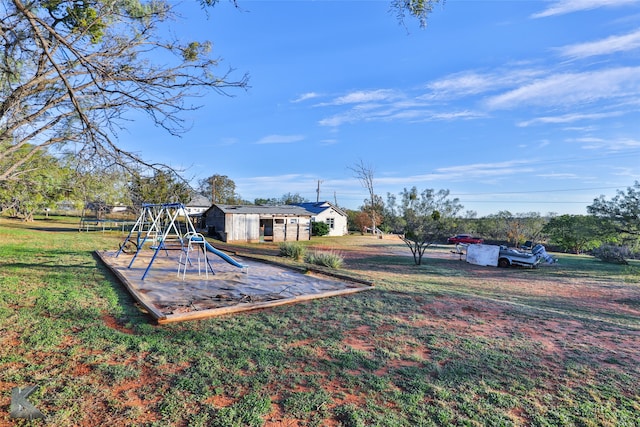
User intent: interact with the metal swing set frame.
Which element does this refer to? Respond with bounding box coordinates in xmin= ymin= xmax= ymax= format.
xmin=115 ymin=203 xmax=213 ymax=280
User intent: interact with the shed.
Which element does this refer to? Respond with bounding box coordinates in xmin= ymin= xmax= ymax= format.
xmin=203 ymin=204 xmax=312 ymax=243
xmin=292 ymin=201 xmax=348 ymax=236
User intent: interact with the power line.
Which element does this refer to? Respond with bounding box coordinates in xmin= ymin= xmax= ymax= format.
xmin=451 ymin=186 xmax=621 ymax=197
xmin=459 ymin=200 xmax=591 ymax=204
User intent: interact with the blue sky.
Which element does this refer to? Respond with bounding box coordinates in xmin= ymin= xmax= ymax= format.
xmin=122 ymin=0 xmax=640 ymax=216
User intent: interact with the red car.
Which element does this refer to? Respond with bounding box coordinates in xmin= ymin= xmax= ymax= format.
xmin=447 ymin=234 xmax=484 ymax=244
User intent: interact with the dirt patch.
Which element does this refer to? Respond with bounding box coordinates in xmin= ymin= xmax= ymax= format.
xmin=102 ymin=313 xmax=135 ymax=335
xmin=342 ymin=325 xmax=373 ymax=350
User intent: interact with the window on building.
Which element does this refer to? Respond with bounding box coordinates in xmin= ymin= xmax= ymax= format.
xmin=326 ymin=218 xmax=335 ymax=229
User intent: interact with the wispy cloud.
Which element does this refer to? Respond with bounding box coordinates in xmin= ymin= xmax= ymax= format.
xmin=423 ymin=72 xmax=498 ymax=98
xmin=435 ymin=160 xmax=533 ymax=176
xmin=422 ymin=69 xmax=545 ymax=100
xmin=240 ymin=174 xmax=305 ymax=184
xmin=329 ymin=89 xmax=399 ymax=105
xmin=518 ymin=111 xmax=624 ymax=127
xmin=314 ymin=58 xmax=638 ymax=129
xmin=429 ymin=110 xmax=487 ymax=121
xmin=318 ymin=105 xmax=420 ymax=127
xmin=369 ymin=160 xmax=537 ymax=186
xmin=291 ymin=92 xmax=321 ymax=103
xmin=535 ymin=172 xmax=580 ymax=179
xmin=316 ymin=68 xmax=546 ymax=128
xmin=318 ymin=111 xmax=361 ymax=127
xmin=318 ymin=97 xmax=484 ymax=127
xmin=255 ymin=134 xmax=305 ymax=144
xmin=612 ymin=166 xmax=640 ymax=179
xmin=570 ymin=136 xmax=640 ymax=150
xmin=531 ymin=0 xmax=637 ymax=18
xmin=486 ymin=66 xmax=640 ymax=109
xmin=316 ymin=89 xmax=407 ymax=126
xmin=557 ymin=29 xmax=640 ymax=59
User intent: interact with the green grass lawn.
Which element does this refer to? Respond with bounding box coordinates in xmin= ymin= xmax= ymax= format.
xmin=1 ymin=216 xmax=639 ymax=426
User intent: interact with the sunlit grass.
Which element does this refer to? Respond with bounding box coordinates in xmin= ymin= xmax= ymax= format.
xmin=1 ymin=217 xmax=639 ymax=426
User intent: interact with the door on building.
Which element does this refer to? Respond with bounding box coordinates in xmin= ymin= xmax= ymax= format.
xmin=260 ymin=218 xmax=274 ymax=241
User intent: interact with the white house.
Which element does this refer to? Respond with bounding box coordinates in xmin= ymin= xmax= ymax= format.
xmin=292 ymin=201 xmax=348 ymax=237
xmin=185 ymin=194 xmax=211 ymax=216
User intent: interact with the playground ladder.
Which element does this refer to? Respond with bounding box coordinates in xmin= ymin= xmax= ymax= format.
xmin=177 ymin=233 xmax=214 ymax=279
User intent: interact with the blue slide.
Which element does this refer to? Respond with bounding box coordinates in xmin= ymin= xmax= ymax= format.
xmin=203 ymin=241 xmax=246 ymax=269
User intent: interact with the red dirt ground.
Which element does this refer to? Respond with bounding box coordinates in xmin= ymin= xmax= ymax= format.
xmin=3 ymin=237 xmax=639 ymax=426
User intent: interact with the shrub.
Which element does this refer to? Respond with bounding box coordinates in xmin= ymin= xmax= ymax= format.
xmin=304 ymin=250 xmax=344 ymax=269
xmin=592 ymin=244 xmax=630 ymax=264
xmin=312 ymin=221 xmax=330 ymax=236
xmin=209 ymin=393 xmax=271 ymax=427
xmin=279 ymin=242 xmax=306 ymax=260
xmin=333 ymin=403 xmax=365 ymax=427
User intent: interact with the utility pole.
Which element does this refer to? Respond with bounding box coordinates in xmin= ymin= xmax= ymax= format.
xmin=316 ymin=180 xmax=323 ymax=203
xmin=210 ymin=176 xmax=217 ymax=204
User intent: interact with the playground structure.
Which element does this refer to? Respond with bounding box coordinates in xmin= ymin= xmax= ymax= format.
xmin=115 ymin=202 xmax=246 ymax=280
xmin=177 ymin=232 xmax=211 ymax=280
xmin=98 ymin=202 xmax=373 ymax=323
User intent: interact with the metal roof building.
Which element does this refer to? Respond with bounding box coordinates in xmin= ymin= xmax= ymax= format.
xmin=202 ymin=204 xmax=312 ymax=243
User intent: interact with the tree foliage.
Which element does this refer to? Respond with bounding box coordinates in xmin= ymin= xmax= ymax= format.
xmin=198 ymin=174 xmax=241 ymax=204
xmin=0 ymin=144 xmax=71 ymax=220
xmin=0 ymin=0 xmax=248 ymax=181
xmin=588 ymin=182 xmax=640 ymax=242
xmin=542 ymin=214 xmax=616 ymax=254
xmin=475 ymin=211 xmax=510 ymax=241
xmin=476 ymin=211 xmax=547 ymax=246
xmin=72 ymin=164 xmax=130 ymax=212
xmin=348 ymin=209 xmax=372 ymax=234
xmin=390 ymin=0 xmax=444 ymax=28
xmin=279 ymin=192 xmax=308 ymax=205
xmin=128 ymin=170 xmax=191 ymax=209
xmin=254 ymin=193 xmax=308 ymax=206
xmin=361 ymin=194 xmax=385 ymax=232
xmin=386 ymin=187 xmax=462 ymax=265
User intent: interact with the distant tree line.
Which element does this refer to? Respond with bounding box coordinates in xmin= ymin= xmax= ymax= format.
xmin=1 ymin=148 xmax=638 ymax=264
xmin=2 ymin=186 xmax=635 ymax=266
xmin=347 ymin=180 xmax=640 ymax=265
xmin=0 ymin=159 xmax=312 ymax=220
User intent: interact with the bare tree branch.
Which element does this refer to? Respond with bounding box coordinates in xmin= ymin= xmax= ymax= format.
xmin=349 ymin=159 xmax=381 ymax=236
xmin=1 ymin=0 xmax=249 ymax=181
